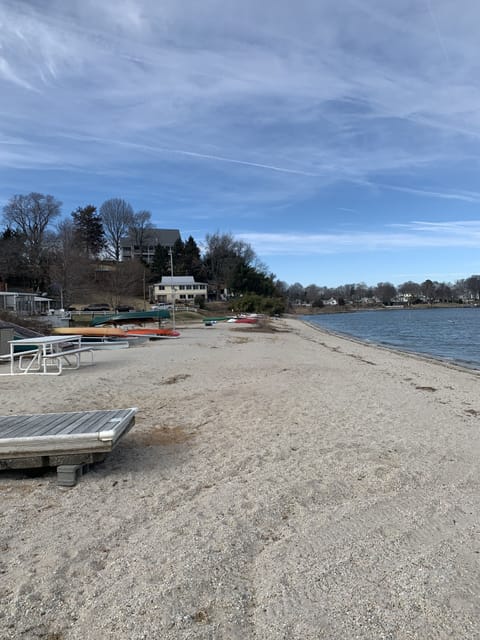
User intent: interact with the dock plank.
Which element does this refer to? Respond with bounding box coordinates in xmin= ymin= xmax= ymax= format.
xmin=0 ymin=408 xmax=138 ymax=460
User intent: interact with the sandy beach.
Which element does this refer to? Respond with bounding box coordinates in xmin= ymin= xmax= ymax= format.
xmin=1 ymin=317 xmax=480 ymax=639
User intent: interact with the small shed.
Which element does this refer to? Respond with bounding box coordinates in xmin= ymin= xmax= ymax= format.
xmin=0 ymin=292 xmax=52 ymax=316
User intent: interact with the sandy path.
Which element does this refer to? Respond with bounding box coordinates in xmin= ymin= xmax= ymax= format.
xmin=1 ymin=318 xmax=480 ymax=639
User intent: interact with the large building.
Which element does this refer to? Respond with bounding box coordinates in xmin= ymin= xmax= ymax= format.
xmin=120 ymin=228 xmax=181 ymax=264
xmin=149 ymin=276 xmax=208 ymax=305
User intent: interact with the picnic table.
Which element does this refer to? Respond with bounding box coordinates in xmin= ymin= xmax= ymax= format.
xmin=0 ymin=335 xmax=94 ymax=376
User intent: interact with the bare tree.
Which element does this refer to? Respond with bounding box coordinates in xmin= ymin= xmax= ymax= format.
xmin=286 ymin=282 xmax=305 ymax=304
xmin=435 ymin=281 xmax=453 ymax=303
xmin=374 ymin=282 xmax=397 ymax=305
xmin=49 ymin=220 xmax=94 ymax=308
xmin=2 ymin=192 xmax=61 ymax=287
xmin=421 ymin=279 xmax=436 ymax=304
xmin=99 ymin=198 xmax=134 ymax=261
xmin=102 ymin=260 xmax=145 ymax=309
xmin=304 ymin=284 xmax=320 ymax=304
xmin=465 ymin=275 xmax=480 ymax=301
xmin=128 ymin=210 xmax=153 ymax=258
xmin=398 ymin=281 xmax=421 ymax=305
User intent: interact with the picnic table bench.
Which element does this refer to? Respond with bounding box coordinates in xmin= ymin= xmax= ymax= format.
xmin=0 ymin=335 xmax=94 ymax=375
xmin=40 ymin=346 xmax=94 ymax=373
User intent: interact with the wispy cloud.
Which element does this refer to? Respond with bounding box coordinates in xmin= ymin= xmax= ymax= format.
xmin=238 ymin=219 xmax=480 ymax=255
xmin=3 ymin=0 xmax=480 ymax=291
xmin=3 ymin=0 xmax=480 ymax=194
xmin=366 ymin=182 xmax=480 ymax=203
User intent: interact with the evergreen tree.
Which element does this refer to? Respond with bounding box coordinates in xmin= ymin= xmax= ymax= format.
xmin=183 ymin=235 xmax=206 ymax=280
xmin=0 ymin=227 xmax=28 ymax=288
xmin=151 ymin=244 xmax=171 ymax=278
xmin=171 ymin=238 xmax=186 ymax=274
xmin=71 ymin=205 xmax=106 ymax=258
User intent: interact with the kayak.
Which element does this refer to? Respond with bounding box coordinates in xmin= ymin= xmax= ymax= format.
xmin=125 ymin=328 xmax=180 ymax=339
xmin=52 ymin=326 xmax=127 ymax=337
xmin=226 ymin=318 xmax=258 ymax=324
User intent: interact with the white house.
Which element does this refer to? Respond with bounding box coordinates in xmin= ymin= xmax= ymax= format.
xmin=324 ymin=297 xmax=338 ymax=306
xmin=149 ymin=276 xmax=208 ymax=305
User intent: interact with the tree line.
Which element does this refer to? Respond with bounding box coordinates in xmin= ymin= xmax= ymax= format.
xmin=0 ymin=192 xmax=284 ymax=312
xmin=2 ymin=191 xmax=478 ymax=313
xmin=283 ymin=278 xmax=480 ymax=307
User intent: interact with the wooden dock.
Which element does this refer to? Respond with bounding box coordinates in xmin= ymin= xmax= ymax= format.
xmin=0 ymin=408 xmax=137 ymax=485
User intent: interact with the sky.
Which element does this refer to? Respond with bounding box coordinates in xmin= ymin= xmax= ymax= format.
xmin=2 ymin=0 xmax=480 ymax=287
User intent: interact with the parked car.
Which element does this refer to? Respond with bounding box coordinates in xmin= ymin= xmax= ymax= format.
xmin=115 ymin=305 xmax=134 ymax=312
xmin=82 ymin=303 xmax=111 ymax=311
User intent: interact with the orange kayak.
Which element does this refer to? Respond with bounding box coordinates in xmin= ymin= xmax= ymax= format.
xmin=52 ymin=326 xmax=128 ymax=337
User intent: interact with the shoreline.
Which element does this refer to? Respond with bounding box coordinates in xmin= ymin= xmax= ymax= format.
xmin=301 ymin=307 xmax=480 ymax=373
xmin=2 ymin=317 xmax=480 ymax=639
xmin=301 ymin=318 xmax=480 ymax=375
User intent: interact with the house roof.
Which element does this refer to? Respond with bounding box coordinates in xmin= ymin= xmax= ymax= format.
xmin=159 ymin=276 xmax=207 ymax=286
xmin=0 ymin=292 xmax=52 ymax=302
xmin=120 ymin=228 xmax=180 ymax=248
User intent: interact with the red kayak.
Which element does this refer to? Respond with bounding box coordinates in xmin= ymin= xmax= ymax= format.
xmin=227 ymin=317 xmax=258 ymax=324
xmin=125 ymin=328 xmax=180 ymax=339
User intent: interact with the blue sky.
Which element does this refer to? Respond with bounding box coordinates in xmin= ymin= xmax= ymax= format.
xmin=2 ymin=0 xmax=480 ymax=287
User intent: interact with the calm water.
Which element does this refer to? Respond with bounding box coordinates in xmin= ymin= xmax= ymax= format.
xmin=303 ymin=307 xmax=480 ymax=370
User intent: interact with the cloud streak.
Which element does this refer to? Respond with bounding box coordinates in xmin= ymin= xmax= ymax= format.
xmin=3 ymin=0 xmax=480 ymax=188
xmin=3 ymin=1 xmax=480 ymax=284
xmin=238 ymin=220 xmax=480 ymax=255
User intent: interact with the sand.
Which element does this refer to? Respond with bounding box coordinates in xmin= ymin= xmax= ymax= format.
xmin=1 ymin=317 xmax=480 ymax=639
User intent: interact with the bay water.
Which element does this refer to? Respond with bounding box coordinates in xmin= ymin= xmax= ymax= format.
xmin=303 ymin=307 xmax=480 ymax=370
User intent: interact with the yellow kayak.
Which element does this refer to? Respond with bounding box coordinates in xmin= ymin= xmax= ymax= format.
xmin=52 ymin=326 xmax=127 ymax=337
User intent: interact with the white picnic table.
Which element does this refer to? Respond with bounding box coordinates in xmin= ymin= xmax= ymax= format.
xmin=0 ymin=335 xmax=94 ymax=375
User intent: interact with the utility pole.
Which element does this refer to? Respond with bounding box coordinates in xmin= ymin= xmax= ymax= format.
xmin=169 ymin=248 xmax=176 ymax=331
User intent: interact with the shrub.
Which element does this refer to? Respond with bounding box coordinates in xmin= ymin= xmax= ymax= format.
xmin=231 ymin=294 xmax=285 ymax=316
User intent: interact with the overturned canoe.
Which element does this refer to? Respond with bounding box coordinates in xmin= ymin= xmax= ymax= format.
xmin=90 ymin=310 xmax=170 ymax=326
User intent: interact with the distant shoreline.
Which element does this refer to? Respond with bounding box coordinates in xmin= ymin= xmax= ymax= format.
xmin=294 ymin=302 xmax=472 ymax=316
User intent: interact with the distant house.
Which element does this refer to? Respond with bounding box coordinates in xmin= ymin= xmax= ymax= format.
xmin=0 ymin=292 xmax=52 ymax=316
xmin=120 ymin=228 xmax=181 ymax=264
xmin=149 ymin=276 xmax=208 ymax=305
xmin=324 ymin=297 xmax=338 ymax=306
